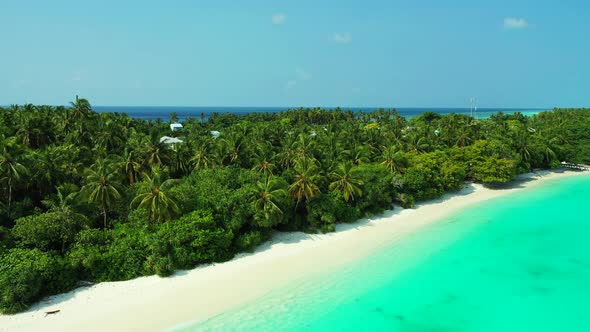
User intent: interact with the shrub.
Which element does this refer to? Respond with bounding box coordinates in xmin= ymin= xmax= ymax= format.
xmin=440 ymin=160 xmax=467 ymax=191
xmin=353 ymin=164 xmax=395 ymax=213
xmin=171 ymin=168 xmax=255 ymax=231
xmin=153 ymin=210 xmax=234 ymax=269
xmin=307 ymin=192 xmax=361 ymax=231
xmin=68 ymin=227 xmax=151 ymax=281
xmin=68 ymin=211 xmax=234 ymax=281
xmin=0 ymin=248 xmax=76 ymax=314
xmin=320 ymin=223 xmax=335 ymax=233
xmin=234 ymin=230 xmax=266 ymax=252
xmin=127 ymin=208 xmax=150 ymax=225
xmin=472 ymin=158 xmax=517 ymax=184
xmin=465 ymin=140 xmax=518 ymax=184
xmin=12 ymin=212 xmax=83 ymax=252
xmin=396 ymin=193 xmax=416 ymax=209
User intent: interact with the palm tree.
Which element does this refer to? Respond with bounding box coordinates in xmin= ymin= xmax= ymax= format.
xmin=143 ymin=139 xmax=170 ymax=170
xmin=277 ymin=144 xmax=297 ymax=170
xmin=341 ymin=144 xmax=370 ymax=165
xmin=251 ymin=176 xmax=288 ymax=227
xmin=80 ymin=160 xmax=122 ymax=228
xmin=329 ymin=163 xmax=363 ymax=202
xmin=380 ymin=145 xmax=408 ymax=174
xmin=169 ymin=112 xmax=179 ymax=124
xmin=288 ymin=158 xmax=322 ymax=208
xmin=170 ymin=142 xmax=193 ymax=177
xmin=32 ymin=145 xmax=68 ymax=196
xmin=59 ymin=144 xmax=84 ymax=181
xmin=220 ymin=133 xmax=245 ymax=166
xmin=14 ymin=111 xmax=41 ymax=147
xmin=42 ymin=185 xmax=88 ymax=224
xmin=0 ymin=146 xmax=28 ymax=212
xmin=541 ymin=143 xmax=557 ymax=165
xmin=317 ymin=127 xmax=342 ymax=165
xmin=191 ymin=140 xmax=215 ymax=171
xmin=511 ymin=130 xmax=537 ymax=168
xmin=94 ymin=120 xmax=125 ymax=152
xmin=52 ymin=106 xmax=72 ymax=139
xmin=294 ymin=133 xmax=316 ymax=161
xmin=119 ymin=149 xmax=142 ymax=185
xmin=130 ymin=167 xmax=180 ymax=223
xmin=67 ymin=96 xmax=93 ymax=144
xmin=69 ymin=95 xmax=92 ymax=123
xmin=405 ymin=130 xmax=430 ymax=154
xmin=251 ymin=143 xmax=276 ymax=176
xmin=455 ymin=126 xmax=474 ymax=147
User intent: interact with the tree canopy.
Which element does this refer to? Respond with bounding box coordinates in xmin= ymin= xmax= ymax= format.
xmin=1 ymin=100 xmax=589 ymax=313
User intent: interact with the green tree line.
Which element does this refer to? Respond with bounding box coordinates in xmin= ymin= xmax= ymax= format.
xmin=0 ymin=99 xmax=589 ymax=313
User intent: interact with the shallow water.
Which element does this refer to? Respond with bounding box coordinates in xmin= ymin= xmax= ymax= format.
xmin=179 ymin=174 xmax=590 ymax=331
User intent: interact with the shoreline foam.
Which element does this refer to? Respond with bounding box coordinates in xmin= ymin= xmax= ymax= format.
xmin=1 ymin=170 xmax=587 ymax=332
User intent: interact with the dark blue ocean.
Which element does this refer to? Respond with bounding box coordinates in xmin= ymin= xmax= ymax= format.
xmin=92 ymin=106 xmax=547 ymax=122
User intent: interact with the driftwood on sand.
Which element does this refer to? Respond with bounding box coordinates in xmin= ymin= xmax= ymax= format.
xmin=44 ymin=310 xmax=60 ymax=317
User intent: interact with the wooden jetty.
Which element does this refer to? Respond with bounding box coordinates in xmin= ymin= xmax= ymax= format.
xmin=561 ymin=161 xmax=590 ymax=171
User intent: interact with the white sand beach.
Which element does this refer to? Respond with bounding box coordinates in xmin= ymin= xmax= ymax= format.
xmin=1 ymin=170 xmax=587 ymax=332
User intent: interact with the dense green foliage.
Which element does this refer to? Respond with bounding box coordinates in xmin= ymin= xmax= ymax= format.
xmin=0 ymin=100 xmax=589 ymax=313
xmin=0 ymin=248 xmax=75 ymax=313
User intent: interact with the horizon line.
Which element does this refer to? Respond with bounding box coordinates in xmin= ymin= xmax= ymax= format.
xmin=91 ymin=105 xmax=551 ymax=110
xmin=0 ymin=104 xmax=558 ymax=110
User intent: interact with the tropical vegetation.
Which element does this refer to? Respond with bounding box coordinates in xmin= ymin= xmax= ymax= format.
xmin=1 ymin=99 xmax=589 ymax=313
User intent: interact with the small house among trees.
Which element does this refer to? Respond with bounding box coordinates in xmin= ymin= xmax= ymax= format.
xmin=170 ymin=123 xmax=183 ymax=132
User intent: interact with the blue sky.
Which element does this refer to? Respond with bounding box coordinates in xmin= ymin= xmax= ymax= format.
xmin=1 ymin=0 xmax=589 ymax=108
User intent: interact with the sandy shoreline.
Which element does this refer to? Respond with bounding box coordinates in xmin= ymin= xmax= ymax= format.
xmin=1 ymin=170 xmax=588 ymax=332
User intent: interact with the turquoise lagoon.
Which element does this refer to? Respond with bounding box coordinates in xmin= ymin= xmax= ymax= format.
xmin=180 ymin=174 xmax=590 ymax=331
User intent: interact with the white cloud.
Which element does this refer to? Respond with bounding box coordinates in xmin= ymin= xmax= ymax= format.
xmin=334 ymin=33 xmax=352 ymax=44
xmin=285 ymin=80 xmax=297 ymax=90
xmin=295 ymin=68 xmax=312 ymax=81
xmin=272 ymin=13 xmax=286 ymax=25
xmin=504 ymin=17 xmax=529 ymax=30
xmin=285 ymin=68 xmax=311 ymax=90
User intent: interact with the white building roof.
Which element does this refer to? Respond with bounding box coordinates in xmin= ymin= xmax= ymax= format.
xmin=160 ymin=136 xmax=183 ymax=144
xmin=170 ymin=123 xmax=184 ymax=130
